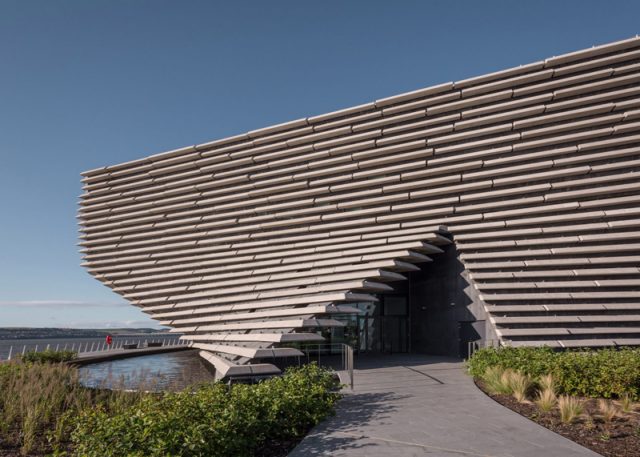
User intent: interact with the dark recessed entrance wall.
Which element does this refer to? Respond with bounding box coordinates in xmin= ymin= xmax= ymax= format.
xmin=408 ymin=243 xmax=491 ymax=358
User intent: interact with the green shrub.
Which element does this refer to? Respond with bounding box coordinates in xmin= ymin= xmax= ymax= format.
xmin=468 ymin=346 xmax=640 ymax=400
xmin=553 ymin=348 xmax=640 ymax=399
xmin=0 ymin=358 xmax=338 ymax=456
xmin=21 ymin=349 xmax=77 ymax=363
xmin=468 ymin=346 xmax=556 ymax=379
xmin=69 ymin=363 xmax=339 ymax=457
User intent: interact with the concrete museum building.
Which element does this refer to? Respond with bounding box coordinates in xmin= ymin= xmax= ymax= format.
xmin=80 ymin=36 xmax=640 ymax=378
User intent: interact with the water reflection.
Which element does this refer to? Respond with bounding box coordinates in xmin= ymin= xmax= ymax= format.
xmin=80 ymin=350 xmax=215 ymax=391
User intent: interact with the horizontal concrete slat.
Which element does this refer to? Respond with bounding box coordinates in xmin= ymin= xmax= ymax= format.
xmin=80 ymin=37 xmax=640 ymax=366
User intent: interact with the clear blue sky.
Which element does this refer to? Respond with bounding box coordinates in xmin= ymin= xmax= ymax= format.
xmin=1 ymin=0 xmax=638 ymax=328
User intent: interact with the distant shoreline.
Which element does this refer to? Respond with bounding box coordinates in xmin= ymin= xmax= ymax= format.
xmin=0 ymin=327 xmax=173 ymax=340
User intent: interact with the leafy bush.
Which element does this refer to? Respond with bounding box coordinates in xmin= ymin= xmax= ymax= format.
xmin=21 ymin=349 xmax=77 ymax=363
xmin=69 ymin=363 xmax=339 ymax=457
xmin=0 ymin=357 xmax=338 ymax=456
xmin=468 ymin=346 xmax=640 ymax=400
xmin=468 ymin=346 xmax=556 ymax=379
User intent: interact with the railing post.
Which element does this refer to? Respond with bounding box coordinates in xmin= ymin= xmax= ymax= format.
xmin=7 ymin=346 xmax=13 ymax=361
xmin=349 ymin=345 xmax=354 ymax=390
xmin=22 ymin=345 xmax=26 ymax=356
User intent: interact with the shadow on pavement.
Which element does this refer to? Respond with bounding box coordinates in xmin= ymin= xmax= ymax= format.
xmin=289 ymin=391 xmax=409 ymax=456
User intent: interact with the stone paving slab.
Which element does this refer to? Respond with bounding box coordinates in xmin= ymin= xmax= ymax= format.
xmin=289 ymin=354 xmax=599 ymax=457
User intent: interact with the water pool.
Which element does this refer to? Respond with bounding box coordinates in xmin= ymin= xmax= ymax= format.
xmin=80 ymin=350 xmax=215 ymax=391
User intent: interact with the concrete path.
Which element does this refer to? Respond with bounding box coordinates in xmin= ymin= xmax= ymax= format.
xmin=289 ymin=354 xmax=599 ymax=457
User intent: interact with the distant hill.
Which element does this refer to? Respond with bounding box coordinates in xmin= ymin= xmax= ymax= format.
xmin=0 ymin=327 xmax=172 ymax=340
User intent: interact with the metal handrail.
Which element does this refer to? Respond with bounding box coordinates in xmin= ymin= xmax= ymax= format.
xmin=1 ymin=337 xmax=187 ymax=361
xmin=467 ymin=339 xmax=501 ymax=358
xmin=295 ymin=342 xmax=354 ymax=390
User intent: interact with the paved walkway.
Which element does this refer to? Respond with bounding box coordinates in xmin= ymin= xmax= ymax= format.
xmin=289 ymin=354 xmax=598 ymax=457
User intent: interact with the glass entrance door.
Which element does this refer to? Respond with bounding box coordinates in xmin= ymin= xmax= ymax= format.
xmin=380 ymin=316 xmax=409 ymax=353
xmin=380 ymin=295 xmax=409 ymax=353
xmin=356 ymin=294 xmax=409 ymax=353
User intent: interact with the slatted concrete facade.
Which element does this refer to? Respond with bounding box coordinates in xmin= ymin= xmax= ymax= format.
xmin=80 ymin=36 xmax=640 ymax=376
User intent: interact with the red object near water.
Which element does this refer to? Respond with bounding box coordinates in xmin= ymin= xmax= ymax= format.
xmin=106 ymin=334 xmax=113 ymax=346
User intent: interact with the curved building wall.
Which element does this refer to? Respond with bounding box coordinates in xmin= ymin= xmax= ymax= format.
xmin=80 ymin=36 xmax=640 ymax=374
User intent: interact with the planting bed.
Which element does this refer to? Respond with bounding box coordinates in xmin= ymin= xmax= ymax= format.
xmin=0 ymin=359 xmax=339 ymax=457
xmin=477 ymin=380 xmax=640 ymax=457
